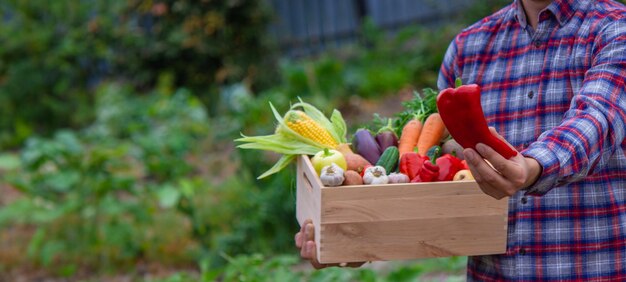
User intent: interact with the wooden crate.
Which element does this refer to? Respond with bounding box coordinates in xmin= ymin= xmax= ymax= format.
xmin=296 ymin=155 xmax=508 ymax=264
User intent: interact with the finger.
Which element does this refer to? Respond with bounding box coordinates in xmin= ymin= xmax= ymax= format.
xmin=488 ymin=127 xmax=500 ymax=138
xmin=305 ymin=223 xmax=315 ymax=242
xmin=300 ymin=240 xmax=308 ymax=258
xmin=474 ymin=171 xmax=508 ymax=199
xmin=471 ymin=166 xmax=507 ymax=199
xmin=476 ymin=143 xmax=526 ymax=187
xmin=475 ymin=143 xmax=509 ymax=173
xmin=466 ymin=151 xmax=509 ymax=193
xmin=295 ymin=232 xmax=303 ymax=248
xmin=464 ymin=148 xmax=508 ymax=199
xmin=305 ymin=241 xmax=327 ymax=269
xmin=296 ymin=225 xmax=305 ymax=248
xmin=477 ymin=181 xmax=508 ymax=199
xmin=297 ymin=219 xmax=312 ymax=248
xmin=301 ymin=223 xmax=316 ymax=259
xmin=297 ymin=219 xmax=312 ymax=250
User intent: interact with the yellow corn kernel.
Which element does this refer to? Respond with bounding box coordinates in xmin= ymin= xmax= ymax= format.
xmin=285 ymin=111 xmax=337 ymax=147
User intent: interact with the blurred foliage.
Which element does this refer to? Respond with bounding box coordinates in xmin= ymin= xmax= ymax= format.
xmin=0 ymin=0 xmax=118 ymax=148
xmin=463 ymin=0 xmax=512 ymax=24
xmin=271 ymin=20 xmax=459 ymax=101
xmin=0 ymin=0 xmax=528 ymax=279
xmin=0 ymin=79 xmax=299 ymax=273
xmin=158 ymin=254 xmax=357 ymax=282
xmin=114 ymin=0 xmax=278 ymax=108
xmin=157 ymin=254 xmax=467 ymax=282
xmin=1 ymin=81 xmax=210 ymax=271
xmin=0 ymin=0 xmax=276 ymax=148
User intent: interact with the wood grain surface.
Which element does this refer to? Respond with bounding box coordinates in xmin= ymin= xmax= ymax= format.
xmin=296 ymin=155 xmax=508 ymax=264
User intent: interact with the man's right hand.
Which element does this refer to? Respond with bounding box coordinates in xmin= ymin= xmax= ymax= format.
xmin=294 ymin=219 xmax=365 ymax=269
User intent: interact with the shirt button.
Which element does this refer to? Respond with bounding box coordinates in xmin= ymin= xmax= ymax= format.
xmin=528 ymin=91 xmax=535 ymax=99
xmin=520 ymin=248 xmax=527 ymax=255
xmin=533 ymin=41 xmax=541 ymax=48
xmin=521 ymin=196 xmax=528 ymax=204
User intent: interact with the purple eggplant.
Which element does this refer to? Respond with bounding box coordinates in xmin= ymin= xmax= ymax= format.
xmin=351 ymin=129 xmax=382 ymax=164
xmin=375 ymin=119 xmax=399 ymax=151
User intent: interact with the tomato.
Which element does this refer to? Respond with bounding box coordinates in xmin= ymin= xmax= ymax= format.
xmin=311 ymin=149 xmax=347 ymax=176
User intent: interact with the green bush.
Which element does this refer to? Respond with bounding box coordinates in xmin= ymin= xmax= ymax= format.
xmin=0 ymin=80 xmax=304 ymax=273
xmin=0 ymin=0 xmax=275 ymax=148
xmin=112 ymin=0 xmax=278 ymax=109
xmin=0 ymin=1 xmax=121 ymax=148
xmin=1 ymin=82 xmax=210 ymax=272
xmin=186 ymin=254 xmax=466 ymax=282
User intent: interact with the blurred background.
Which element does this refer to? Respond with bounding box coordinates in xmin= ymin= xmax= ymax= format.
xmin=0 ymin=0 xmax=513 ymax=281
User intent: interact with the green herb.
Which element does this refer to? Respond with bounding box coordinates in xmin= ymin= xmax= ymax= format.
xmin=366 ymin=113 xmax=393 ymax=133
xmin=393 ymin=88 xmax=439 ymax=136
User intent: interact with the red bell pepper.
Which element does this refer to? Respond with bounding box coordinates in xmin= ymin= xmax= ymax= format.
xmin=411 ymin=147 xmax=441 ymax=182
xmin=460 ymin=160 xmax=469 ymax=170
xmin=436 ymin=153 xmax=465 ymax=181
xmin=360 ymin=164 xmax=373 ymax=177
xmin=411 ymin=159 xmax=439 ymax=182
xmin=437 ymin=78 xmax=517 ymax=159
xmin=399 ymin=152 xmax=429 ymax=180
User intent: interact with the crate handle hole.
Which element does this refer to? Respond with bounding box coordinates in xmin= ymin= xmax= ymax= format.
xmin=303 ymin=172 xmax=314 ymax=193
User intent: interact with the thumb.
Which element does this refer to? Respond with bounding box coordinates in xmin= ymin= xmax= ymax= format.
xmin=488 ymin=126 xmax=503 ymax=140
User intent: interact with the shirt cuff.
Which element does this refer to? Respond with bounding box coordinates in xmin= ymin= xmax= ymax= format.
xmin=521 ymin=142 xmax=560 ymax=196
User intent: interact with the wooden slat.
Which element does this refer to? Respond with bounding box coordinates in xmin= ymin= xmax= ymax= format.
xmin=318 ymin=215 xmax=508 ymax=263
xmin=322 ymin=181 xmax=485 ymax=201
xmin=322 ymin=194 xmax=508 ymax=223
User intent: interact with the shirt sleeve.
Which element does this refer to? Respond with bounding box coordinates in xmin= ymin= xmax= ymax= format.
xmin=523 ymin=19 xmax=626 ymax=196
xmin=437 ymin=37 xmax=461 ymax=91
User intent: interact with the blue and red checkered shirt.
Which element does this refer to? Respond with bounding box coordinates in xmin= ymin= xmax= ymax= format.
xmin=438 ymin=0 xmax=626 ymax=280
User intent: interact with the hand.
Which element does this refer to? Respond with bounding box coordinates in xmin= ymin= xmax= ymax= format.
xmin=462 ymin=128 xmax=542 ymax=199
xmin=294 ymin=219 xmax=365 ymax=269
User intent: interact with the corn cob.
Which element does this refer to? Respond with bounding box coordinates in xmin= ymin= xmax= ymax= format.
xmin=284 ymin=110 xmax=338 ymax=147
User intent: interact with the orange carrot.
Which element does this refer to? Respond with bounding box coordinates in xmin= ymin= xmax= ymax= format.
xmin=416 ymin=113 xmax=446 ymax=155
xmin=397 ymin=119 xmax=422 ymax=157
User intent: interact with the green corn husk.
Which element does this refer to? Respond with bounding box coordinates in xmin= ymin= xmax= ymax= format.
xmin=235 ymin=99 xmax=347 ymax=179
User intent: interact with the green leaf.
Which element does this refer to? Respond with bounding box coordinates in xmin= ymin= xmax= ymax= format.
xmin=0 ymin=153 xmax=20 ymax=170
xmin=46 ymin=171 xmax=80 ymax=192
xmin=0 ymin=199 xmax=36 ymax=226
xmin=236 ymin=134 xmax=320 ymax=155
xmin=40 ymin=241 xmax=65 ymax=266
xmin=330 ymin=109 xmax=348 ymax=143
xmin=257 ymin=154 xmax=296 ymax=179
xmin=27 ymin=227 xmax=46 ymax=260
xmin=157 ymin=185 xmax=181 ymax=208
xmin=54 ymin=130 xmax=83 ymax=154
xmin=178 ymin=178 xmax=196 ymax=198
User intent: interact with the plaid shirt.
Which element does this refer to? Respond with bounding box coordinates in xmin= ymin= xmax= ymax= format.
xmin=438 ymin=0 xmax=626 ymax=281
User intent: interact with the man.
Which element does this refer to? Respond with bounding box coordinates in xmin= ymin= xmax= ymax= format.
xmin=296 ymin=0 xmax=626 ymax=280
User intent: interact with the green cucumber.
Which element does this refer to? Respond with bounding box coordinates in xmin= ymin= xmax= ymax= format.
xmin=376 ymin=146 xmax=399 ymax=174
